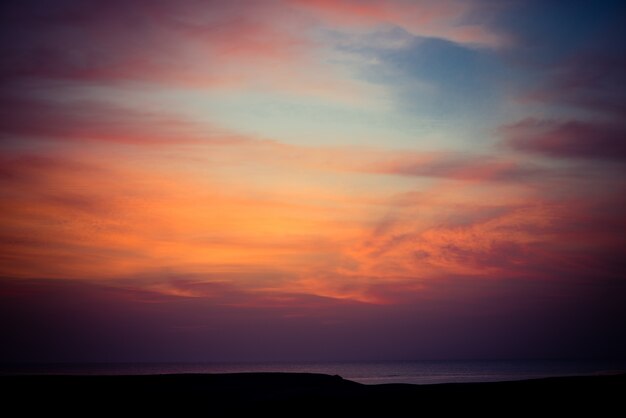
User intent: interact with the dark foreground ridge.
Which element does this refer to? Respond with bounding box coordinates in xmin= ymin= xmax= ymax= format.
xmin=2 ymin=372 xmax=624 ymax=416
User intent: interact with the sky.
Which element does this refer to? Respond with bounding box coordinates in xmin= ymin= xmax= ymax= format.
xmin=1 ymin=0 xmax=625 ymax=362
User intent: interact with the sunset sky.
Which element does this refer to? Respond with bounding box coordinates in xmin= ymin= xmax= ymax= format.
xmin=1 ymin=0 xmax=625 ymax=362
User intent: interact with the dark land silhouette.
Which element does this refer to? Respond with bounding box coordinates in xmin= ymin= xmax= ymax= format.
xmin=1 ymin=372 xmax=624 ymax=416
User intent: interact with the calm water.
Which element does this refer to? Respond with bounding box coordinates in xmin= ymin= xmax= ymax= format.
xmin=2 ymin=360 xmax=625 ymax=384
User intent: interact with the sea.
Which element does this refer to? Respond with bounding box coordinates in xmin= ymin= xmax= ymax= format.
xmin=2 ymin=360 xmax=625 ymax=385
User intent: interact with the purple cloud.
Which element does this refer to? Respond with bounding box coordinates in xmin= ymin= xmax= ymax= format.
xmin=503 ymin=118 xmax=626 ymax=161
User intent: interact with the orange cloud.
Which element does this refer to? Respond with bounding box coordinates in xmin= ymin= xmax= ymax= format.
xmin=0 ymin=123 xmax=559 ymax=302
xmin=0 ymin=102 xmax=620 ymax=307
xmin=1 ymin=140 xmax=622 ymax=306
xmin=0 ymin=147 xmax=362 ymax=285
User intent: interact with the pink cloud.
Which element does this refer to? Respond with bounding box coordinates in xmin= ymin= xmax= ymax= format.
xmin=366 ymin=152 xmax=541 ymax=181
xmin=0 ymin=96 xmax=249 ymax=145
xmin=350 ymin=187 xmax=626 ymax=290
xmin=210 ymin=141 xmax=543 ymax=183
xmin=0 ymin=153 xmax=103 ymax=183
xmin=0 ymin=0 xmax=377 ymax=102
